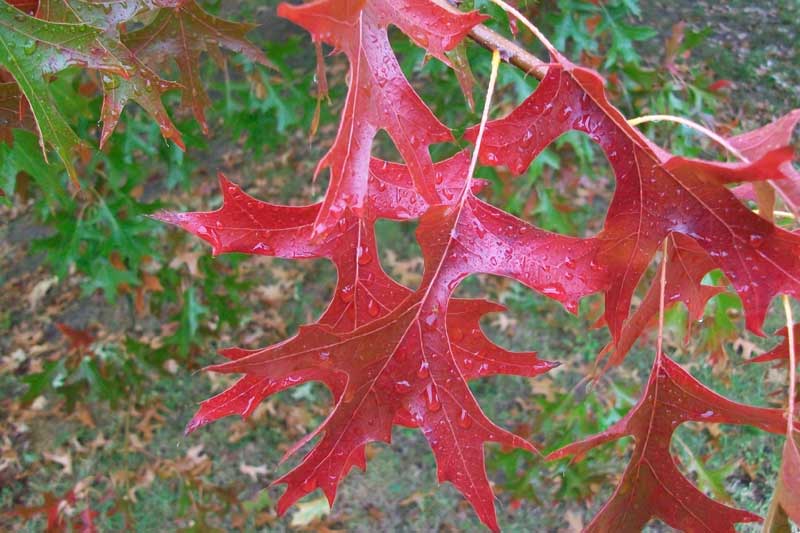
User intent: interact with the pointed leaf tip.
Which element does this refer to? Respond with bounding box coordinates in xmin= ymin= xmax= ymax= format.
xmin=149 ymin=210 xmax=182 ymax=226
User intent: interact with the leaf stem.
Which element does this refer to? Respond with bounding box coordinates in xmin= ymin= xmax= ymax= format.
xmin=753 ymin=209 xmax=796 ymax=220
xmin=782 ymin=295 xmax=797 ymax=437
xmin=627 ymin=114 xmax=748 ymax=162
xmin=656 ymin=239 xmax=669 ymax=361
xmin=628 ymin=115 xmax=799 ymax=223
xmin=468 ymin=24 xmax=548 ymax=79
xmin=465 ymin=49 xmax=501 ymax=195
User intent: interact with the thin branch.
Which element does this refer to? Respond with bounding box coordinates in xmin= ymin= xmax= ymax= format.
xmin=469 ymin=24 xmax=549 ymax=80
xmin=466 ymin=49 xmax=502 ymax=191
xmin=428 ymin=0 xmax=548 ymax=80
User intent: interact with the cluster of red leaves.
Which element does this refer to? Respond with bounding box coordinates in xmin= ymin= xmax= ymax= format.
xmin=148 ymin=0 xmax=799 ymax=531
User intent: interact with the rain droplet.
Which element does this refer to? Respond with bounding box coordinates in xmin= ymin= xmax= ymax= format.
xmin=749 ymin=233 xmax=765 ymax=248
xmin=425 ymin=384 xmax=441 ymax=412
xmin=394 ymin=380 xmax=412 ymax=394
xmin=541 ymin=284 xmax=565 ymax=298
xmin=318 ymin=351 xmax=332 ymax=367
xmin=102 ymin=74 xmax=120 ymax=90
xmin=458 ymin=409 xmax=472 ymax=429
xmin=417 ymin=360 xmax=430 ymax=379
xmin=423 ymin=312 xmax=438 ymax=330
xmin=23 ymin=39 xmax=37 ymax=56
xmin=358 ymin=246 xmax=372 ymax=265
xmin=340 ymin=284 xmax=355 ymax=303
xmin=367 ymin=298 xmax=380 ymax=317
xmin=252 ymin=242 xmax=273 ymax=253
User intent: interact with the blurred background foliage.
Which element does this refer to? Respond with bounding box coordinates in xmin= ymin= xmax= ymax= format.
xmin=1 ymin=0 xmax=798 ymax=530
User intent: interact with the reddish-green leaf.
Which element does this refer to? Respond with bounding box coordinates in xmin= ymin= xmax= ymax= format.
xmin=0 ymin=81 xmax=32 ymax=144
xmin=0 ymin=0 xmax=127 ymax=182
xmin=123 ymin=0 xmax=273 ymax=135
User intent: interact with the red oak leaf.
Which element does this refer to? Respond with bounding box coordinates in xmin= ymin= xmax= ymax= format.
xmin=162 ymin=153 xmax=603 ymax=529
xmin=55 ymin=322 xmax=94 ymax=352
xmin=0 ymin=81 xmax=33 ymax=144
xmin=730 ymin=109 xmax=800 ymax=217
xmin=746 ymin=324 xmax=800 ymax=364
xmin=549 ymin=353 xmax=792 ymax=532
xmin=779 ymin=433 xmax=800 ymax=523
xmin=466 ymin=57 xmax=799 ymax=344
xmin=277 ymin=0 xmax=486 ymax=235
xmin=599 ymin=233 xmax=724 ymax=368
xmin=10 ymin=490 xmax=75 ymax=532
xmin=5 ymin=0 xmax=37 ymax=15
xmin=156 ymin=152 xmax=475 ymax=331
xmin=161 ymin=158 xmax=558 ymax=495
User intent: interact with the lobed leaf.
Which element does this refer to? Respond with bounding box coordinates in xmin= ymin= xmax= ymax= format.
xmin=467 ymin=56 xmax=799 ymax=344
xmin=159 ymin=2 xmax=800 ymax=530
xmin=278 ymin=0 xmax=486 ymax=235
xmin=161 ymin=147 xmax=603 ymax=528
xmin=123 ymin=0 xmax=273 ymax=135
xmin=550 ymin=354 xmax=793 ymax=532
xmin=0 ymin=0 xmax=127 ymax=183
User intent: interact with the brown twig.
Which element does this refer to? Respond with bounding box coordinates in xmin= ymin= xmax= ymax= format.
xmin=429 ymin=0 xmax=548 ymax=80
xmin=468 ymin=25 xmax=548 ymax=80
